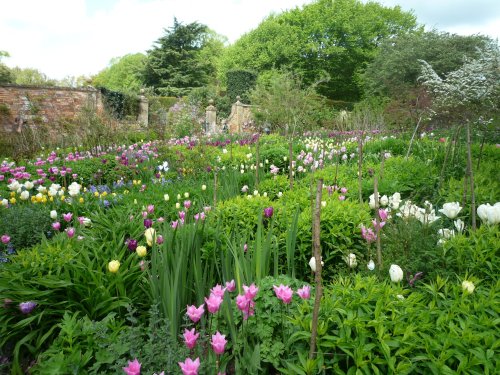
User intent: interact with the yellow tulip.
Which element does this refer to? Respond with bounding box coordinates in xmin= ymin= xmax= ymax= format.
xmin=108 ymin=260 xmax=120 ymax=273
xmin=136 ymin=246 xmax=147 ymax=257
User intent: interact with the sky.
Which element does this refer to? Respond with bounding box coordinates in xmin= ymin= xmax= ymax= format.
xmin=1 ymin=0 xmax=499 ymax=80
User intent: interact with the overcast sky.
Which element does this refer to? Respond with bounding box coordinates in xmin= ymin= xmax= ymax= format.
xmin=1 ymin=0 xmax=499 ymax=80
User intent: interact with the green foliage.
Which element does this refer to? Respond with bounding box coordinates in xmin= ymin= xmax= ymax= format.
xmin=187 ymin=85 xmax=232 ymax=118
xmin=99 ymin=87 xmax=140 ymax=120
xmin=296 ymin=196 xmax=371 ymax=281
xmin=244 ymin=275 xmax=310 ymax=371
xmin=363 ymin=31 xmax=493 ymax=98
xmin=0 ymin=204 xmax=52 ymax=250
xmin=92 ymin=53 xmax=146 ymax=93
xmin=381 ymin=216 xmax=441 ymax=280
xmin=226 ymin=69 xmax=258 ymax=103
xmin=215 ymin=195 xmax=272 ymax=238
xmin=9 ymin=66 xmax=57 ymax=86
xmin=249 ymin=71 xmax=327 ymax=136
xmin=363 ymin=156 xmax=438 ymax=202
xmin=218 ymin=0 xmax=417 ymax=101
xmin=32 ymin=305 xmax=182 ymax=375
xmin=142 ymin=18 xmax=219 ymax=96
xmin=440 ymin=225 xmax=499 ymax=282
xmin=287 ymin=274 xmax=500 ymax=374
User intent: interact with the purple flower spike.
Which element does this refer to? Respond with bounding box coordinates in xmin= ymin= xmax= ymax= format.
xmin=19 ymin=301 xmax=37 ymax=314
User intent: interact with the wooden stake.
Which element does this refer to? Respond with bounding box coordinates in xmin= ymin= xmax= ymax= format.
xmin=309 ymin=178 xmax=323 ymax=360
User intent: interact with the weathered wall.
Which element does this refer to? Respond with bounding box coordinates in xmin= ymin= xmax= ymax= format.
xmin=0 ymin=84 xmax=103 ymax=133
xmin=225 ymin=98 xmax=256 ymax=134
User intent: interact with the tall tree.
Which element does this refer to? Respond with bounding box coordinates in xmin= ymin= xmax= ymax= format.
xmin=92 ymin=53 xmax=146 ymax=92
xmin=363 ymin=31 xmax=494 ymax=98
xmin=0 ymin=51 xmax=13 ymax=84
xmin=10 ymin=67 xmax=57 ymax=86
xmin=143 ymin=18 xmax=222 ymax=96
xmin=217 ymin=0 xmax=417 ymax=101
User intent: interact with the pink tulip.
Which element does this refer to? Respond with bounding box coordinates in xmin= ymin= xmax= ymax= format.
xmin=210 ymin=284 xmax=226 ymax=298
xmin=171 ymin=220 xmax=179 ymax=229
xmin=236 ymin=294 xmax=255 ymax=320
xmin=361 ymin=225 xmax=377 ymax=243
xmin=297 ymin=285 xmax=311 ymax=300
xmin=379 ymin=209 xmax=388 ymax=221
xmin=123 ymin=358 xmax=141 ymax=375
xmin=66 ymin=227 xmax=75 ymax=238
xmin=211 ymin=331 xmax=227 ymax=355
xmin=184 ymin=200 xmax=191 ymax=209
xmin=372 ymin=219 xmax=386 ymax=231
xmin=225 ymin=280 xmax=236 ymax=292
xmin=63 ymin=213 xmax=73 ymax=222
xmin=179 ymin=211 xmax=186 ymax=220
xmin=273 ymin=284 xmax=293 ymax=304
xmin=52 ymin=222 xmax=61 ymax=231
xmin=186 ymin=304 xmax=204 ymax=323
xmin=243 ymin=243 xmax=248 ymax=252
xmin=178 ymin=357 xmax=200 ymax=375
xmin=1 ymin=234 xmax=10 ymax=244
xmin=147 ymin=204 xmax=155 ymax=214
xmin=183 ymin=328 xmax=200 ymax=349
xmin=340 ymin=187 xmax=348 ymax=194
xmin=205 ymin=293 xmax=223 ymax=314
xmin=338 ymin=195 xmax=346 ymax=201
xmin=243 ymin=283 xmax=259 ymax=300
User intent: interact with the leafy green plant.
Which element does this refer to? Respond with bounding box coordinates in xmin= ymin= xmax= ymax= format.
xmin=0 ymin=204 xmax=52 ymax=251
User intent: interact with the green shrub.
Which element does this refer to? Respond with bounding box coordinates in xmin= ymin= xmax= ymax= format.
xmin=0 ymin=204 xmax=52 ymax=251
xmin=31 ymin=305 xmax=182 ymax=375
xmin=295 ymin=197 xmax=371 ymax=281
xmin=284 ymin=274 xmax=499 ymax=374
xmin=226 ymin=69 xmax=258 ymax=104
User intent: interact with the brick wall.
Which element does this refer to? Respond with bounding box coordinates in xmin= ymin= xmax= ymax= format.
xmin=0 ymin=84 xmax=103 ymax=133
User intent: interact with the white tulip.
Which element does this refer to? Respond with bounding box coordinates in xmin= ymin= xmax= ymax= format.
xmin=438 ymin=228 xmax=455 ymax=239
xmin=380 ymin=195 xmax=389 ymax=207
xmin=20 ymin=190 xmax=30 ymax=200
xmin=462 ymin=280 xmax=475 ymax=294
xmin=367 ymin=259 xmax=375 ymax=271
xmin=50 ymin=210 xmax=58 ymax=219
xmin=477 ymin=203 xmax=500 ymax=225
xmin=345 ymin=253 xmax=357 ymax=268
xmin=309 ymin=256 xmax=324 ymax=272
xmin=389 ymin=264 xmax=403 ymax=282
xmin=164 ymin=194 xmax=170 ymax=201
xmin=454 ymin=219 xmax=465 ymax=233
xmin=438 ymin=202 xmax=462 ymax=219
xmin=24 ymin=181 xmax=34 ymax=190
xmin=68 ymin=182 xmax=81 ymax=197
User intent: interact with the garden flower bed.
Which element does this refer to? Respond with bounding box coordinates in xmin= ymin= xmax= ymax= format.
xmin=0 ymin=131 xmax=499 ymax=374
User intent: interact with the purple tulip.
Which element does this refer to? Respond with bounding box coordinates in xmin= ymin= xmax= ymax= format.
xmin=1 ymin=234 xmax=10 ymax=244
xmin=144 ymin=218 xmax=153 ymax=228
xmin=127 ymin=239 xmax=138 ymax=251
xmin=263 ymin=206 xmax=274 ymax=218
xmin=19 ymin=301 xmax=37 ymax=314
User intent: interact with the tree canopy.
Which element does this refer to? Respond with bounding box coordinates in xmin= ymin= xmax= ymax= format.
xmin=92 ymin=53 xmax=146 ymax=93
xmin=217 ymin=0 xmax=417 ymax=102
xmin=362 ymin=31 xmax=495 ymax=98
xmin=142 ymin=18 xmax=224 ymax=96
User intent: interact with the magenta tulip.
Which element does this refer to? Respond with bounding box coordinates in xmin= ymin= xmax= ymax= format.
xmin=183 ymin=328 xmax=200 ymax=349
xmin=186 ymin=304 xmax=204 ymax=323
xmin=211 ymin=331 xmax=227 ymax=355
xmin=178 ymin=357 xmax=200 ymax=375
